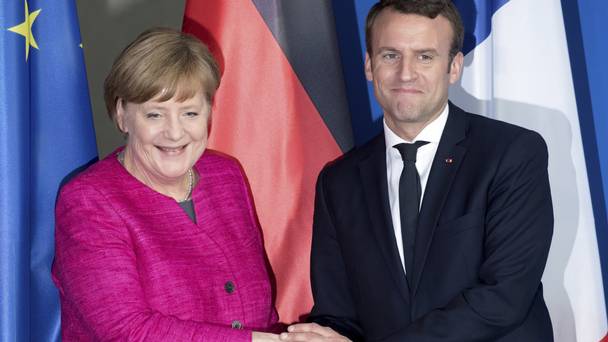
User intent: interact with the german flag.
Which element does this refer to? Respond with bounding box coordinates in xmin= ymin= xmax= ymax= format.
xmin=183 ymin=1 xmax=353 ymax=323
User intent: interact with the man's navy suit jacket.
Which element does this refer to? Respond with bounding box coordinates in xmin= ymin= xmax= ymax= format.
xmin=309 ymin=103 xmax=554 ymax=341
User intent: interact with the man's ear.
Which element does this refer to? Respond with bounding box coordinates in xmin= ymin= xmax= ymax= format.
xmin=449 ymin=51 xmax=464 ymax=84
xmin=365 ymin=52 xmax=373 ymax=81
xmin=115 ymin=99 xmax=128 ymax=134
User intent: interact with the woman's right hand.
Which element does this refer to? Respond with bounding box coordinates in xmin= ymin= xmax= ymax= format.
xmin=253 ymin=331 xmax=281 ymax=341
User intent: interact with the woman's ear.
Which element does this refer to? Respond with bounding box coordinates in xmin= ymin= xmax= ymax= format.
xmin=115 ymin=99 xmax=128 ymax=134
xmin=207 ymin=97 xmax=215 ymax=135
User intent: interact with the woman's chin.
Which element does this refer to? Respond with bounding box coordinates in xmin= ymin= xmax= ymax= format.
xmin=157 ymin=167 xmax=191 ymax=181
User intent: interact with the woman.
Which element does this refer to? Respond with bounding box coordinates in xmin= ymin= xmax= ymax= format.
xmin=52 ymin=28 xmax=279 ymax=341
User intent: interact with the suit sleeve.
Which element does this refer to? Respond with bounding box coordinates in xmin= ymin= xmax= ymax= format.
xmin=396 ymin=131 xmax=554 ymax=341
xmin=51 ymin=183 xmax=252 ymax=342
xmin=308 ymin=167 xmax=365 ymax=341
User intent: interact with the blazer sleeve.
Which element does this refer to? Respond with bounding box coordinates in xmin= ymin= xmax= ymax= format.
xmin=396 ymin=130 xmax=554 ymax=341
xmin=308 ymin=167 xmax=364 ymax=341
xmin=52 ymin=182 xmax=252 ymax=342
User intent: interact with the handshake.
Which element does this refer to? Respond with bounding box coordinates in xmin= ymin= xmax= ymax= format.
xmin=254 ymin=323 xmax=351 ymax=342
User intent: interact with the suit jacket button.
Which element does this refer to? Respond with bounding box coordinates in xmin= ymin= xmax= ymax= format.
xmin=224 ymin=281 xmax=235 ymax=293
xmin=231 ymin=320 xmax=243 ymax=329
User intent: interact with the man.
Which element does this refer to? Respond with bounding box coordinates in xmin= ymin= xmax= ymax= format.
xmin=281 ymin=0 xmax=554 ymax=341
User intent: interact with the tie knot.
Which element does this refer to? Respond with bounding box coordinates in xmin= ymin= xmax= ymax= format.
xmin=393 ymin=141 xmax=429 ymax=162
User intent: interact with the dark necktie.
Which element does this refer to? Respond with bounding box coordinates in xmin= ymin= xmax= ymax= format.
xmin=394 ymin=141 xmax=429 ymax=285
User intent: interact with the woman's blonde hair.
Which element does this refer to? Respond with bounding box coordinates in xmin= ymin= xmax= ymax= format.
xmin=104 ymin=27 xmax=220 ymax=130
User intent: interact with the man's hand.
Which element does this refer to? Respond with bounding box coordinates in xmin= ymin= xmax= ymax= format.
xmin=279 ymin=323 xmax=351 ymax=341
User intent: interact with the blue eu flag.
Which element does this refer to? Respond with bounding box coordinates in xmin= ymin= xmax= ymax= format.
xmin=0 ymin=1 xmax=97 ymax=340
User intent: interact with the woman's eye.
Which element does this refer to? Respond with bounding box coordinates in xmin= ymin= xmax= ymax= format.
xmin=145 ymin=112 xmax=161 ymax=119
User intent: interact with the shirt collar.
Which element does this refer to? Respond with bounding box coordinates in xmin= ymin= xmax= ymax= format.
xmin=383 ymin=103 xmax=449 ymax=151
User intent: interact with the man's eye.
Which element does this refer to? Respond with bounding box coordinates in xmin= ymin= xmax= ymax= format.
xmin=382 ymin=53 xmax=400 ymax=61
xmin=184 ymin=111 xmax=199 ymax=117
xmin=145 ymin=112 xmax=161 ymax=119
xmin=418 ymin=54 xmax=433 ymax=63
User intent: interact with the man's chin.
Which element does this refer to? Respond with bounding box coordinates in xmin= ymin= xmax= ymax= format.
xmin=392 ymin=109 xmax=422 ymax=123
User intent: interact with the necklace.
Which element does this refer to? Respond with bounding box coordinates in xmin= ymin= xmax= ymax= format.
xmin=183 ymin=168 xmax=193 ymax=202
xmin=118 ymin=151 xmax=194 ymax=202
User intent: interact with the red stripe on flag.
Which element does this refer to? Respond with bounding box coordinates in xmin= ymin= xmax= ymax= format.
xmin=601 ymin=332 xmax=608 ymax=342
xmin=183 ymin=1 xmax=343 ymax=323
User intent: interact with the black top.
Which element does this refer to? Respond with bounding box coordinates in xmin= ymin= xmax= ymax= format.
xmin=178 ymin=199 xmax=196 ymax=223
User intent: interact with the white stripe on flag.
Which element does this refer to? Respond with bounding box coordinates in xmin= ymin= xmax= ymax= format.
xmin=449 ymin=0 xmax=607 ymax=341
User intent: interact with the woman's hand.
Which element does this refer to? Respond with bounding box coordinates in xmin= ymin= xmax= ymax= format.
xmin=253 ymin=331 xmax=281 ymax=341
xmin=278 ymin=323 xmax=351 ymax=341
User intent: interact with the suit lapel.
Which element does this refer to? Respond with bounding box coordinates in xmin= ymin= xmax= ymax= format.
xmin=358 ymin=135 xmax=411 ymax=303
xmin=411 ymin=103 xmax=468 ymax=296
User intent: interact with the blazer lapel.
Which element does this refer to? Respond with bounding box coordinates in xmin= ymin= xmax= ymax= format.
xmin=411 ymin=103 xmax=468 ymax=296
xmin=358 ymin=135 xmax=411 ymax=303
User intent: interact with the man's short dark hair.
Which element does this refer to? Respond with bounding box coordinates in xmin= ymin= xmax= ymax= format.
xmin=365 ymin=0 xmax=464 ymax=63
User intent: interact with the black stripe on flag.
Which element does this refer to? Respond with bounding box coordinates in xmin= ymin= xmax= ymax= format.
xmin=252 ymin=0 xmax=354 ymax=152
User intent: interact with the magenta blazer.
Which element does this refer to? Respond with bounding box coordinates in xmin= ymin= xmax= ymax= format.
xmin=52 ymin=149 xmax=278 ymax=341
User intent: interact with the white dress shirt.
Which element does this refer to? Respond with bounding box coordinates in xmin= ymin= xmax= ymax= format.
xmin=384 ymin=104 xmax=449 ymax=273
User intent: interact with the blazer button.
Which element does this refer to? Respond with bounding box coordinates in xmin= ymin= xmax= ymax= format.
xmin=231 ymin=320 xmax=243 ymax=329
xmin=224 ymin=281 xmax=235 ymax=294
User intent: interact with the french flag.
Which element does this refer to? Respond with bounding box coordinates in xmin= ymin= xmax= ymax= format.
xmin=450 ymin=1 xmax=608 ymax=340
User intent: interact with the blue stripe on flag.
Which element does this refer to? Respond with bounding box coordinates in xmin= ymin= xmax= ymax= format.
xmin=453 ymin=0 xmax=510 ymax=54
xmin=561 ymin=0 xmax=608 ymax=324
xmin=331 ymin=0 xmax=376 ymax=146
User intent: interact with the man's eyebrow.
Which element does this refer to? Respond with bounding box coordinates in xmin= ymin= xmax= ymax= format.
xmin=413 ymin=48 xmax=439 ymax=55
xmin=377 ymin=47 xmax=400 ymax=52
xmin=375 ymin=47 xmax=440 ymax=55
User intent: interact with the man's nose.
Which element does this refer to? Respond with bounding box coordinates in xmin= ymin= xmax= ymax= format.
xmin=398 ymin=58 xmax=417 ymax=81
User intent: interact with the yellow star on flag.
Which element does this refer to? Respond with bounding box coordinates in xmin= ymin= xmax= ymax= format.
xmin=8 ymin=0 xmax=42 ymax=61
